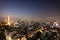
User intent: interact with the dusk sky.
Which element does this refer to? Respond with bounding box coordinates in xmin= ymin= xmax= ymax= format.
xmin=0 ymin=0 xmax=60 ymax=18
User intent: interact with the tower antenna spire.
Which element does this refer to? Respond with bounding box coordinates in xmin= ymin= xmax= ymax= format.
xmin=7 ymin=15 xmax=11 ymax=25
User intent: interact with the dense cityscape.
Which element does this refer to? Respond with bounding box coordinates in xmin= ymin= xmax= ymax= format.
xmin=0 ymin=15 xmax=60 ymax=40
xmin=0 ymin=0 xmax=60 ymax=40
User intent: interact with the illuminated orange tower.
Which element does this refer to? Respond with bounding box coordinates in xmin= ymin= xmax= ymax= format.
xmin=7 ymin=15 xmax=11 ymax=25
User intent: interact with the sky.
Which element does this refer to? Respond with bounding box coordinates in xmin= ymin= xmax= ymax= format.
xmin=0 ymin=0 xmax=60 ymax=18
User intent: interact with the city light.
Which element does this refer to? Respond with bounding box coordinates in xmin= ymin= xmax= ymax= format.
xmin=18 ymin=38 xmax=20 ymax=40
xmin=7 ymin=15 xmax=11 ymax=25
xmin=9 ymin=36 xmax=11 ymax=40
